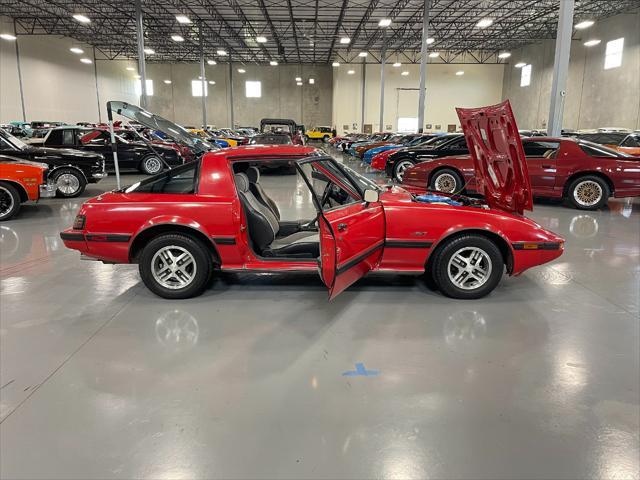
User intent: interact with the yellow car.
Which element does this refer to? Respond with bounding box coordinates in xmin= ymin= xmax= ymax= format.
xmin=188 ymin=128 xmax=237 ymax=147
xmin=305 ymin=126 xmax=334 ymax=141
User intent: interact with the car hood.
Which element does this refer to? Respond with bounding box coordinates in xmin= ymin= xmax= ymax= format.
xmin=456 ymin=100 xmax=533 ymax=215
xmin=0 ymin=155 xmax=48 ymax=169
xmin=28 ymin=146 xmax=103 ymax=160
xmin=107 ymin=101 xmax=216 ymax=156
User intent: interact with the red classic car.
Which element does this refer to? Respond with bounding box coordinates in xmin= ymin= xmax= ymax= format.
xmin=401 ymin=137 xmax=640 ymax=210
xmin=1 ymin=154 xmax=56 ymax=220
xmin=60 ymin=101 xmax=563 ymax=300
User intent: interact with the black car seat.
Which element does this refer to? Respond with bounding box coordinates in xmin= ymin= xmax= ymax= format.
xmin=234 ymin=173 xmax=319 ymax=258
xmin=245 ymin=166 xmax=280 ymax=219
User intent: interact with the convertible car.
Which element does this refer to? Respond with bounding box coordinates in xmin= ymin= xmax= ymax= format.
xmin=400 ymin=137 xmax=640 ymax=210
xmin=61 ymin=100 xmax=563 ymax=300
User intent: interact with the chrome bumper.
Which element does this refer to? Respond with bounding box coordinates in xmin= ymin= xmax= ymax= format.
xmin=92 ymin=172 xmax=108 ymax=179
xmin=39 ymin=182 xmax=57 ymax=198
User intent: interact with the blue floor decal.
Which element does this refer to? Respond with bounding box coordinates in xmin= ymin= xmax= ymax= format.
xmin=342 ymin=363 xmax=380 ymax=377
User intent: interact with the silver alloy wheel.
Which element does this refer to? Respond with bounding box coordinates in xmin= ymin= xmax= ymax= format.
xmin=151 ymin=245 xmax=197 ymax=290
xmin=395 ymin=160 xmax=413 ymax=181
xmin=447 ymin=246 xmax=493 ymax=290
xmin=144 ymin=157 xmax=162 ymax=174
xmin=56 ymin=173 xmax=81 ymax=195
xmin=0 ymin=186 xmax=14 ymax=219
xmin=573 ymin=180 xmax=603 ymax=207
xmin=434 ymin=173 xmax=457 ymax=193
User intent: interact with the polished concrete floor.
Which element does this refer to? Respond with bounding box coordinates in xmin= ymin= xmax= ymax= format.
xmin=1 ymin=146 xmax=639 ymax=479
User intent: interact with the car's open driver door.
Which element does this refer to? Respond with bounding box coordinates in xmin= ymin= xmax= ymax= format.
xmin=296 ymin=157 xmax=385 ymax=300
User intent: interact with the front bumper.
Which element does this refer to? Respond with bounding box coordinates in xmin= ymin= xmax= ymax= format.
xmin=92 ymin=172 xmax=108 ymax=179
xmin=39 ymin=182 xmax=57 ymax=198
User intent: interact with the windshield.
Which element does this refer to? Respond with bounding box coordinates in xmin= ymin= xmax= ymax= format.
xmin=0 ymin=130 xmax=28 ymax=150
xmin=428 ymin=135 xmax=459 ymax=148
xmin=339 ymin=163 xmax=380 ymax=192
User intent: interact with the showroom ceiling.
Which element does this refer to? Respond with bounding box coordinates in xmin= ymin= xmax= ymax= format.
xmin=2 ymin=0 xmax=639 ymax=64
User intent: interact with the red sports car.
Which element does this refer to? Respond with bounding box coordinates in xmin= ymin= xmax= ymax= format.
xmin=401 ymin=137 xmax=640 ymax=210
xmin=60 ymin=101 xmax=563 ymax=300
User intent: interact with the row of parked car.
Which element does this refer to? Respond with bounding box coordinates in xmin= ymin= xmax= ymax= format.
xmin=331 ymin=129 xmax=640 ymax=210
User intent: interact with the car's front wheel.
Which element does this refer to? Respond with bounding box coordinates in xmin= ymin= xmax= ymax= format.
xmin=393 ymin=159 xmax=415 ymax=182
xmin=140 ymin=155 xmax=164 ymax=175
xmin=0 ymin=182 xmax=21 ymax=221
xmin=139 ymin=233 xmax=213 ymax=299
xmin=51 ymin=168 xmax=86 ymax=198
xmin=566 ymin=175 xmax=609 ymax=210
xmin=430 ymin=169 xmax=463 ymax=193
xmin=432 ymin=234 xmax=504 ymax=299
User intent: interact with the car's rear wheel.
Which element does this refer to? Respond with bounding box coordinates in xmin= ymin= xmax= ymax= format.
xmin=51 ymin=168 xmax=86 ymax=198
xmin=432 ymin=234 xmax=504 ymax=299
xmin=140 ymin=155 xmax=164 ymax=175
xmin=393 ymin=159 xmax=415 ymax=182
xmin=567 ymin=175 xmax=609 ymax=210
xmin=430 ymin=169 xmax=463 ymax=193
xmin=0 ymin=182 xmax=21 ymax=221
xmin=139 ymin=233 xmax=212 ymax=299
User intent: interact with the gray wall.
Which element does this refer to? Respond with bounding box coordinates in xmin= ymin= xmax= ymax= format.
xmin=502 ymin=11 xmax=640 ymax=130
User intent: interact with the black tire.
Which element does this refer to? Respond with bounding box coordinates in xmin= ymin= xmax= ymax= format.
xmin=322 ymin=135 xmax=329 ymax=142
xmin=304 ymin=135 xmax=310 ymax=143
xmin=393 ymin=159 xmax=415 ymax=182
xmin=429 ymin=169 xmax=464 ymax=194
xmin=51 ymin=168 xmax=86 ymax=198
xmin=566 ymin=175 xmax=610 ymax=210
xmin=0 ymin=181 xmax=21 ymax=221
xmin=139 ymin=155 xmax=164 ymax=175
xmin=139 ymin=233 xmax=213 ymax=299
xmin=432 ymin=234 xmax=504 ymax=299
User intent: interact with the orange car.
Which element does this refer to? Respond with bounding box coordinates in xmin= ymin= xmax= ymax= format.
xmin=0 ymin=154 xmax=56 ymax=221
xmin=613 ymin=133 xmax=640 ymax=156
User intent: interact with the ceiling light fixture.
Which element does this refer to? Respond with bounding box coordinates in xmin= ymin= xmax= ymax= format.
xmin=378 ymin=18 xmax=392 ymax=27
xmin=175 ymin=15 xmax=192 ymax=24
xmin=332 ymin=62 xmax=340 ymax=67
xmin=401 ymin=71 xmax=409 ymax=76
xmin=309 ymin=78 xmax=315 ymax=84
xmin=163 ymin=79 xmax=172 ymax=84
xmin=514 ymin=62 xmax=526 ymax=68
xmin=207 ymin=59 xmax=216 ymax=65
xmin=476 ymin=18 xmax=493 ymax=28
xmin=0 ymin=33 xmax=17 ymax=41
xmin=358 ymin=52 xmax=368 ymax=57
xmin=209 ymin=81 xmax=216 ymax=85
xmin=256 ymin=36 xmax=267 ymax=43
xmin=69 ymin=47 xmax=84 ymax=54
xmin=498 ymin=51 xmax=511 ymax=59
xmin=297 ymin=82 xmax=303 ymax=86
xmin=80 ymin=58 xmax=92 ymax=64
xmin=126 ymin=66 xmax=136 ymax=71
xmin=455 ymin=70 xmax=464 ymax=76
xmin=270 ymin=60 xmax=278 ymax=66
xmin=428 ymin=52 xmax=440 ymax=58
xmin=575 ymin=20 xmax=594 ymax=29
xmin=171 ymin=35 xmax=184 ymax=42
xmin=393 ymin=62 xmax=401 ymax=67
xmin=347 ymin=70 xmax=355 ymax=75
xmin=72 ymin=14 xmax=91 ymax=23
xmin=144 ymin=48 xmax=155 ymax=55
xmin=237 ymin=68 xmax=246 ymax=73
xmin=217 ymin=49 xmax=228 ymax=56
xmin=295 ymin=76 xmax=302 ymax=81
xmin=340 ymin=37 xmax=351 ymax=44
xmin=426 ymin=37 xmax=435 ymax=44
xmin=583 ymin=39 xmax=601 ymax=47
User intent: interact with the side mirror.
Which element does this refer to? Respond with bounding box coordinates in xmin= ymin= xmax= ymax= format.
xmin=363 ymin=189 xmax=379 ymax=203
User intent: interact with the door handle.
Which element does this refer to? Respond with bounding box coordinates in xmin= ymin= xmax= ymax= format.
xmin=337 ymin=223 xmax=347 ymax=231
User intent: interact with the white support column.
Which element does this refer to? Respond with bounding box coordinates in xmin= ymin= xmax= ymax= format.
xmin=417 ymin=0 xmax=431 ymax=133
xmin=135 ymin=0 xmax=148 ymax=109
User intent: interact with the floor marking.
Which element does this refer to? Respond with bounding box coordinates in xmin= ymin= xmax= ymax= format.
xmin=342 ymin=362 xmax=380 ymax=377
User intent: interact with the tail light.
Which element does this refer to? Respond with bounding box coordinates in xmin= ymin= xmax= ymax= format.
xmin=73 ymin=214 xmax=86 ymax=230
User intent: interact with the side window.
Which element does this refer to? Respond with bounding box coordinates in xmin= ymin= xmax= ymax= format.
xmin=62 ymin=129 xmax=75 ymax=145
xmin=523 ymin=141 xmax=560 ymax=158
xmin=453 ymin=137 xmax=468 ymax=150
xmin=305 ymin=160 xmax=360 ymax=211
xmin=46 ymin=130 xmax=63 ymax=145
xmin=124 ymin=162 xmax=198 ymax=194
xmin=622 ymin=136 xmax=639 ymax=147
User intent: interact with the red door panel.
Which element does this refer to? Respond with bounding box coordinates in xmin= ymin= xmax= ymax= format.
xmin=320 ymin=202 xmax=385 ymax=299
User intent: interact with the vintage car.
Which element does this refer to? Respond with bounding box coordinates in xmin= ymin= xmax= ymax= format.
xmin=260 ymin=118 xmax=304 ymax=145
xmin=346 ymin=132 xmax=395 ymax=155
xmin=0 ymin=128 xmax=106 ymax=198
xmin=43 ymin=126 xmax=183 ymax=175
xmin=386 ymin=133 xmax=469 ymax=181
xmin=0 ymin=155 xmax=56 ymax=220
xmin=61 ymin=101 xmax=563 ymax=301
xmin=364 ymin=134 xmax=438 ymax=164
xmin=400 ymin=137 xmax=640 ymax=210
xmin=305 ymin=126 xmax=334 ymax=141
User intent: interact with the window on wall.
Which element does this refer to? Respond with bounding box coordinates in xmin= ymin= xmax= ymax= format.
xmin=245 ymin=81 xmax=261 ymax=98
xmin=191 ymin=80 xmax=208 ymax=97
xmin=520 ymin=64 xmax=532 ymax=87
xmin=135 ymin=79 xmax=154 ymax=96
xmin=604 ymin=38 xmax=624 ymax=70
xmin=397 ymin=117 xmax=418 ymax=132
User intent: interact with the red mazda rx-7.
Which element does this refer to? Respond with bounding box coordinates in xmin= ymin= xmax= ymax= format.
xmin=61 ymin=101 xmax=563 ymax=300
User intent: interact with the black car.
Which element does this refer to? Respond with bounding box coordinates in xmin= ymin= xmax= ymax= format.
xmin=43 ymin=127 xmax=183 ymax=175
xmin=0 ymin=128 xmax=105 ymax=198
xmin=573 ymin=132 xmax=628 ymax=147
xmin=386 ymin=133 xmax=468 ymax=181
xmin=249 ymin=133 xmax=293 ymax=145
